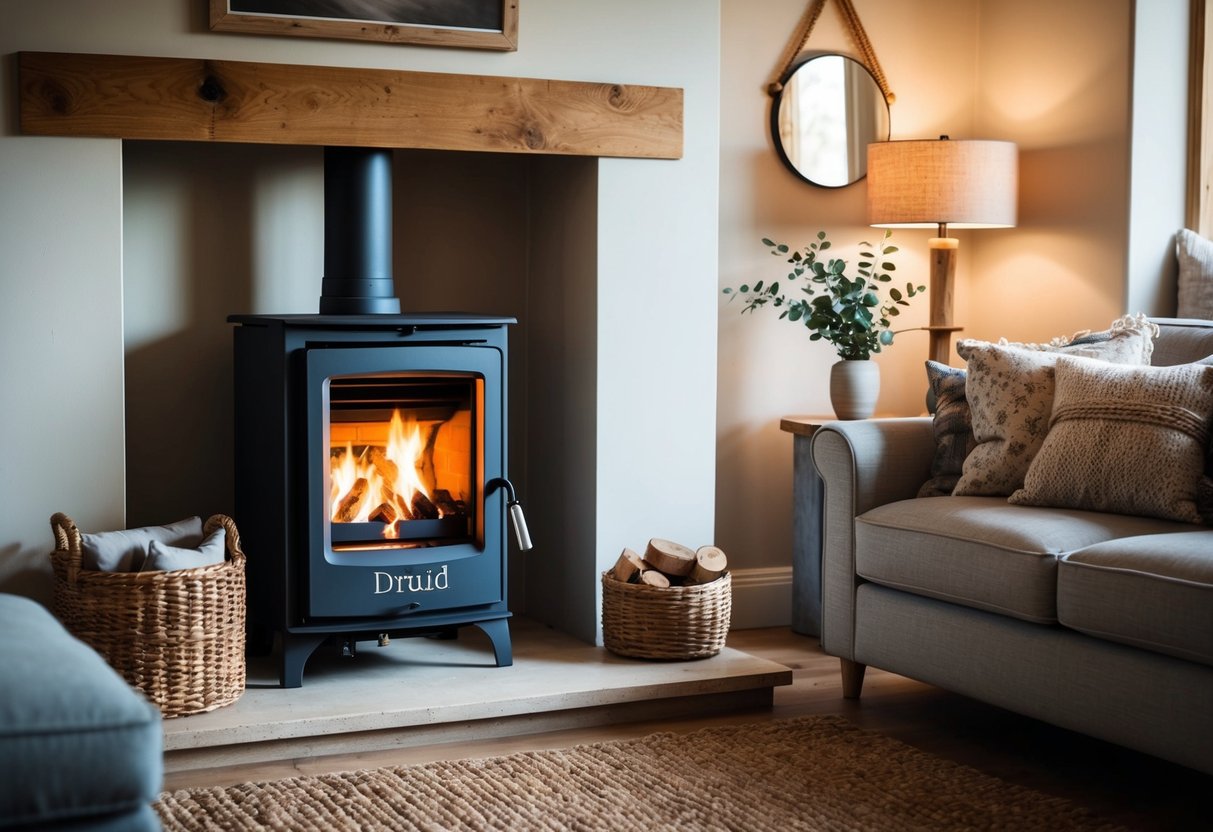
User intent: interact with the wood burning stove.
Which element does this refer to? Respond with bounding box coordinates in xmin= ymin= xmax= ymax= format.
xmin=229 ymin=148 xmax=529 ymax=687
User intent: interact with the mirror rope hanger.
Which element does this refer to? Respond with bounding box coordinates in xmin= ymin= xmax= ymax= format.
xmin=768 ymin=0 xmax=894 ymax=103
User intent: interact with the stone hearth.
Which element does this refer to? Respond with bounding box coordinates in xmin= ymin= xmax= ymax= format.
xmin=162 ymin=618 xmax=791 ymax=784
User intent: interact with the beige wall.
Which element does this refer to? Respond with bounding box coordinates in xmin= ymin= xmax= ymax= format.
xmin=969 ymin=0 xmax=1132 ymax=343
xmin=716 ymin=0 xmax=980 ymax=620
xmin=717 ymin=0 xmax=1149 ymax=626
xmin=0 ymin=0 xmax=721 ymax=644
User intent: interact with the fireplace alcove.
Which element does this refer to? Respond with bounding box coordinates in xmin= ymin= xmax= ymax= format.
xmin=122 ymin=141 xmax=595 ymax=651
xmin=22 ymin=51 xmax=687 ymax=649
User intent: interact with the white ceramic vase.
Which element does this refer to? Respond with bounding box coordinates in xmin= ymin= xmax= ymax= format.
xmin=829 ymin=359 xmax=879 ymax=420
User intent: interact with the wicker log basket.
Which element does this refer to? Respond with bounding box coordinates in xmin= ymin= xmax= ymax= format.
xmin=601 ymin=571 xmax=732 ymax=660
xmin=49 ymin=513 xmax=247 ymax=718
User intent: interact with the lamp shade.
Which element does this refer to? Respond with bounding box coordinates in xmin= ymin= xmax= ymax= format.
xmin=867 ymin=138 xmax=1018 ymax=229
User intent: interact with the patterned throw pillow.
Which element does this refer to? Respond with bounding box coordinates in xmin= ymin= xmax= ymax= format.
xmin=951 ymin=343 xmax=1064 ymax=497
xmin=1177 ymin=228 xmax=1213 ymax=320
xmin=1009 ymin=356 xmax=1213 ymax=523
xmin=952 ymin=314 xmax=1159 ymax=497
xmin=917 ymin=361 xmax=974 ymax=497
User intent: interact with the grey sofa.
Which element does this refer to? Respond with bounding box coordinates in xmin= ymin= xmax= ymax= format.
xmin=810 ymin=318 xmax=1213 ymax=775
xmin=0 ymin=593 xmax=163 ymax=830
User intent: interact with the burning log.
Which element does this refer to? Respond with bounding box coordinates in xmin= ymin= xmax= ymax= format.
xmin=367 ymin=447 xmax=400 ymax=490
xmin=432 ymin=489 xmax=464 ymax=518
xmin=335 ymin=478 xmax=369 ymax=522
xmin=419 ymin=423 xmax=440 ymax=495
xmin=411 ymin=491 xmax=439 ymax=520
xmin=368 ymin=502 xmax=398 ymax=525
xmin=393 ymin=494 xmax=415 ymax=521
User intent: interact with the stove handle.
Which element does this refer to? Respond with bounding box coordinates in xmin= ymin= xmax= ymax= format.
xmin=486 ymin=477 xmax=533 ymax=552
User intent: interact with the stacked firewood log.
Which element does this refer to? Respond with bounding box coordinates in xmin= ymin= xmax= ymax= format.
xmin=606 ymin=538 xmax=728 ymax=588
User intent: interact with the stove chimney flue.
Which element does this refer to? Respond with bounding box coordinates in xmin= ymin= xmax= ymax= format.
xmin=320 ymin=146 xmax=401 ymax=315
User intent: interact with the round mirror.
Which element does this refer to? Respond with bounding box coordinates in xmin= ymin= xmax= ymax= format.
xmin=771 ymin=54 xmax=890 ymax=188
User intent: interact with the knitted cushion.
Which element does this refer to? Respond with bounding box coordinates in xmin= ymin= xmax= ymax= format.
xmin=1009 ymin=356 xmax=1213 ymax=523
xmin=953 ymin=314 xmax=1158 ymax=497
xmin=995 ymin=311 xmax=1158 ymax=364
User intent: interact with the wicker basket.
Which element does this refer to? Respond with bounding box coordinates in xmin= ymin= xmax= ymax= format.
xmin=601 ymin=571 xmax=731 ymax=660
xmin=49 ymin=513 xmax=247 ymax=718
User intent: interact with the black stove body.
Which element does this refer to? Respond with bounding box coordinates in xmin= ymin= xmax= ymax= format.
xmin=230 ymin=314 xmax=516 ymax=687
xmin=228 ymin=147 xmax=521 ymax=687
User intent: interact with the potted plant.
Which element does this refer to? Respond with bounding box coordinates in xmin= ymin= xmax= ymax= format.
xmin=722 ymin=230 xmax=925 ymax=418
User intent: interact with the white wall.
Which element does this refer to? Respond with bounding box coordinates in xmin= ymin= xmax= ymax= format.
xmin=0 ymin=137 xmax=124 ymax=604
xmin=0 ymin=0 xmax=721 ymax=642
xmin=1126 ymin=0 xmax=1190 ymax=317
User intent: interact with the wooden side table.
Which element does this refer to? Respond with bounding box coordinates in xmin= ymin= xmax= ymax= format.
xmin=779 ymin=415 xmax=834 ymax=638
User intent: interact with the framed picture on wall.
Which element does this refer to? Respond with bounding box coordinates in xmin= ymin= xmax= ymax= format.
xmin=209 ymin=1 xmax=519 ymax=51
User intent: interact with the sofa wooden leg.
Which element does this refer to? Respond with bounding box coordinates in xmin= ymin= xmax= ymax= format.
xmin=840 ymin=658 xmax=866 ymax=699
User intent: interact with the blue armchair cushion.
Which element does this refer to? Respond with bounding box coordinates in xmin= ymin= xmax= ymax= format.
xmin=0 ymin=594 xmax=162 ymax=829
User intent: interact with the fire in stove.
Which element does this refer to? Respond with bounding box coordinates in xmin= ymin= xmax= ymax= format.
xmin=329 ymin=409 xmax=470 ymax=542
xmin=325 ymin=372 xmax=477 ymax=549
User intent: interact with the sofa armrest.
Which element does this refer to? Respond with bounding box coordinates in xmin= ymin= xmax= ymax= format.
xmin=810 ymin=417 xmax=934 ymax=660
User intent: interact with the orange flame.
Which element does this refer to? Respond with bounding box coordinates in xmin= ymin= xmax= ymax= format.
xmin=329 ymin=410 xmax=434 ymax=537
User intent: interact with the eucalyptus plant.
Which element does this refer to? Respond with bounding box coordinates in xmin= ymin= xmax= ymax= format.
xmin=722 ymin=230 xmax=925 ymax=361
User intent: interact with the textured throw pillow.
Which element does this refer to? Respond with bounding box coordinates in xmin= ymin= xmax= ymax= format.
xmin=140 ymin=526 xmax=226 ymax=572
xmin=80 ymin=516 xmax=204 ymax=572
xmin=996 ymin=311 xmax=1158 ymax=364
xmin=1177 ymin=228 xmax=1213 ymax=320
xmin=1009 ymin=356 xmax=1213 ymax=523
xmin=948 ymin=314 xmax=1159 ymax=497
xmin=917 ymin=361 xmax=974 ymax=497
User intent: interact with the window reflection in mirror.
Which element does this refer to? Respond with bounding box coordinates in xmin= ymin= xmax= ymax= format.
xmin=772 ymin=54 xmax=890 ymax=188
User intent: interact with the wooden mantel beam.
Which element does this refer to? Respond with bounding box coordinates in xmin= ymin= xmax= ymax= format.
xmin=18 ymin=52 xmax=683 ymax=160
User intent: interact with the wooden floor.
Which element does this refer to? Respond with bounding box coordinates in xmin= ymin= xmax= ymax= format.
xmin=164 ymin=626 xmax=1210 ymax=830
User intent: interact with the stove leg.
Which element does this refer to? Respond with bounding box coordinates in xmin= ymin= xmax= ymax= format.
xmin=280 ymin=633 xmax=326 ymax=688
xmin=474 ymin=619 xmax=512 ymax=667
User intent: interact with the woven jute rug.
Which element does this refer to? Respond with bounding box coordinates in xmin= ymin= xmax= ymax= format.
xmin=154 ymin=715 xmax=1126 ymax=831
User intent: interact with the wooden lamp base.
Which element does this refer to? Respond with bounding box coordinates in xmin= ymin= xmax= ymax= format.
xmin=927 ymin=237 xmax=960 ymax=365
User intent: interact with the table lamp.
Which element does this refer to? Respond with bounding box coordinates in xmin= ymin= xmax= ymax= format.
xmin=866 ymin=136 xmax=1018 ymax=365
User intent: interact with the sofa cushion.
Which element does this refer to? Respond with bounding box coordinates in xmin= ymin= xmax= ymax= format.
xmin=1176 ymin=228 xmax=1213 ymax=320
xmin=1009 ymin=356 xmax=1213 ymax=524
xmin=0 ymin=594 xmax=162 ymax=829
xmin=1058 ymin=531 xmax=1213 ymax=666
xmin=1150 ymin=317 xmax=1213 ymax=366
xmin=855 ymin=497 xmax=1193 ymax=623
